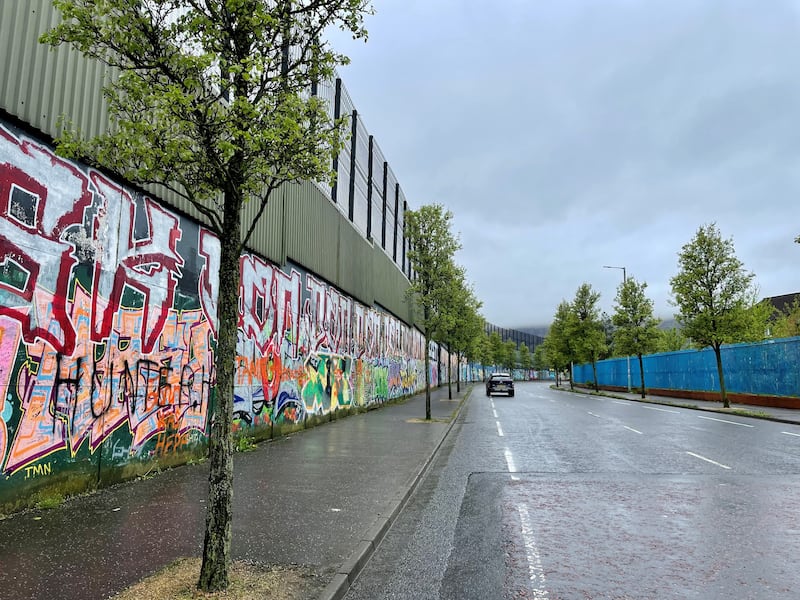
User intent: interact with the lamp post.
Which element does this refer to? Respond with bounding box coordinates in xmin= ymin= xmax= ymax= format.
xmin=603 ymin=265 xmax=632 ymax=393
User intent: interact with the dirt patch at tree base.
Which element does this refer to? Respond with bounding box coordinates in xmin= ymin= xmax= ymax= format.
xmin=111 ymin=558 xmax=326 ymax=600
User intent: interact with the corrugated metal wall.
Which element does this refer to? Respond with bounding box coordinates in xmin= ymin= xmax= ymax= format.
xmin=1 ymin=0 xmax=419 ymax=328
xmin=1 ymin=0 xmax=109 ymax=139
xmin=574 ymin=337 xmax=800 ymax=398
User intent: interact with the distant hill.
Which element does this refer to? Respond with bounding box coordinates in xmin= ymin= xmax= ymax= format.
xmin=658 ymin=318 xmax=679 ymax=330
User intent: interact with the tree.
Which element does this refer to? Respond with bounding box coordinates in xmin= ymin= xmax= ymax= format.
xmin=670 ymin=223 xmax=765 ymax=408
xmin=461 ymin=309 xmax=486 ymax=386
xmin=532 ymin=343 xmax=549 ymax=377
xmin=438 ymin=264 xmax=482 ymax=397
xmin=42 ymin=0 xmax=371 ymax=591
xmin=545 ymin=300 xmax=577 ymax=388
xmin=570 ymin=283 xmax=606 ymax=391
xmin=405 ymin=204 xmax=461 ymax=419
xmin=474 ymin=331 xmax=492 ymax=381
xmin=451 ymin=282 xmax=484 ymax=393
xmin=488 ymin=331 xmax=504 ymax=372
xmin=600 ymin=312 xmax=616 ymax=358
xmin=502 ymin=339 xmax=518 ymax=374
xmin=612 ymin=277 xmax=661 ymax=398
xmin=518 ymin=342 xmax=532 ymax=377
xmin=772 ymin=297 xmax=800 ymax=338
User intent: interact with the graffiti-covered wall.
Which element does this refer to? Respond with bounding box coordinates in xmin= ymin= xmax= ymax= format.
xmin=0 ymin=121 xmax=430 ymax=511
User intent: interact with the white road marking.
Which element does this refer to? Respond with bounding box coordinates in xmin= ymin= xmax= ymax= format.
xmin=613 ymin=401 xmax=632 ymax=406
xmin=493 ymin=409 xmax=498 ymax=418
xmin=697 ymin=415 xmax=754 ymax=428
xmin=516 ymin=504 xmax=550 ymax=599
xmin=623 ymin=425 xmax=643 ymax=434
xmin=496 ymin=421 xmax=505 ymax=437
xmin=505 ymin=448 xmax=520 ymax=481
xmin=686 ymin=451 xmax=731 ymax=470
xmin=587 ymin=412 xmax=601 ymax=418
xmin=782 ymin=431 xmax=800 ymax=437
xmin=641 ymin=406 xmax=680 ymax=414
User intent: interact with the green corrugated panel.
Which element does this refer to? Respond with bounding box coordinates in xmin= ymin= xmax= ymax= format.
xmin=240 ymin=183 xmax=286 ymax=264
xmin=1 ymin=0 xmax=107 ymax=140
xmin=337 ymin=217 xmax=374 ymax=306
xmin=283 ymin=182 xmax=340 ymax=283
xmin=371 ymin=244 xmax=413 ymax=324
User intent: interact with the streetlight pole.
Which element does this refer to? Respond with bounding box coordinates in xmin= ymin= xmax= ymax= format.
xmin=603 ymin=265 xmax=632 ymax=393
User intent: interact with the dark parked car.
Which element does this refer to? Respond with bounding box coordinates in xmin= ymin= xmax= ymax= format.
xmin=486 ymin=372 xmax=514 ymax=397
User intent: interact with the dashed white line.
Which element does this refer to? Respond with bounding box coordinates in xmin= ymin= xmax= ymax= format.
xmin=587 ymin=412 xmax=601 ymax=418
xmin=623 ymin=425 xmax=643 ymax=435
xmin=782 ymin=431 xmax=800 ymax=438
xmin=516 ymin=504 xmax=550 ymax=599
xmin=493 ymin=409 xmax=498 ymax=418
xmin=686 ymin=451 xmax=731 ymax=470
xmin=496 ymin=421 xmax=505 ymax=437
xmin=641 ymin=406 xmax=680 ymax=414
xmin=697 ymin=415 xmax=754 ymax=428
xmin=504 ymin=448 xmax=520 ymax=481
xmin=613 ymin=401 xmax=632 ymax=406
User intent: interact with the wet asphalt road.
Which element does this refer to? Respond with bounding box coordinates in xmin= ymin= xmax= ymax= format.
xmin=344 ymin=381 xmax=800 ymax=600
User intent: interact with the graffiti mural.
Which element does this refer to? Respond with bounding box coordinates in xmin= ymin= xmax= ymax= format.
xmin=0 ymin=121 xmax=431 ymax=507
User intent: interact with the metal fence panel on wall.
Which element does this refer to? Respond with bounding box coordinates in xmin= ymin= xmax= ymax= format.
xmin=352 ymin=113 xmax=370 ymax=236
xmin=370 ymin=140 xmax=385 ymax=242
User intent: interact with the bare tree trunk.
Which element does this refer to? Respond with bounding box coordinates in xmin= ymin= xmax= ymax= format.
xmin=591 ymin=360 xmax=599 ymax=392
xmin=638 ymin=353 xmax=646 ymax=398
xmin=198 ymin=188 xmax=241 ymax=592
xmin=424 ymin=337 xmax=431 ymax=420
xmin=447 ymin=353 xmax=453 ymax=399
xmin=714 ymin=344 xmax=729 ymax=408
xmin=456 ymin=352 xmax=461 ymax=393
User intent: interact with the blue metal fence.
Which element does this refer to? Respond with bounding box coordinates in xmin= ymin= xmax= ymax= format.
xmin=574 ymin=336 xmax=800 ymax=397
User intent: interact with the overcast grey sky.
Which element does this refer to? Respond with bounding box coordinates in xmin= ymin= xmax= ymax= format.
xmin=329 ymin=0 xmax=800 ymax=329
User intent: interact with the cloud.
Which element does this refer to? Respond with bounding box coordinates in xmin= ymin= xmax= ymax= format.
xmin=329 ymin=0 xmax=800 ymax=327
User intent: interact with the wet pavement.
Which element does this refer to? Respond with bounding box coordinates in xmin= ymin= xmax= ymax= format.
xmin=0 ymin=384 xmax=469 ymax=600
xmin=343 ymin=381 xmax=800 ymax=600
xmin=558 ymin=384 xmax=800 ymax=425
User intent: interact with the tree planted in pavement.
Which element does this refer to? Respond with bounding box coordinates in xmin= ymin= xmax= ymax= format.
xmin=670 ymin=223 xmax=767 ymax=408
xmin=42 ymin=0 xmax=371 ymax=591
xmin=441 ymin=272 xmax=483 ymax=394
xmin=612 ymin=277 xmax=660 ymax=398
xmin=518 ymin=342 xmax=532 ymax=377
xmin=405 ymin=204 xmax=461 ymax=419
xmin=570 ymin=283 xmax=606 ymax=391
xmin=488 ymin=331 xmax=504 ymax=372
xmin=503 ymin=339 xmax=518 ymax=374
xmin=545 ymin=300 xmax=577 ymax=388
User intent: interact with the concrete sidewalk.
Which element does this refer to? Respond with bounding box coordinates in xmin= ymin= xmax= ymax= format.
xmin=557 ymin=384 xmax=800 ymax=425
xmin=0 ymin=383 xmax=471 ymax=600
